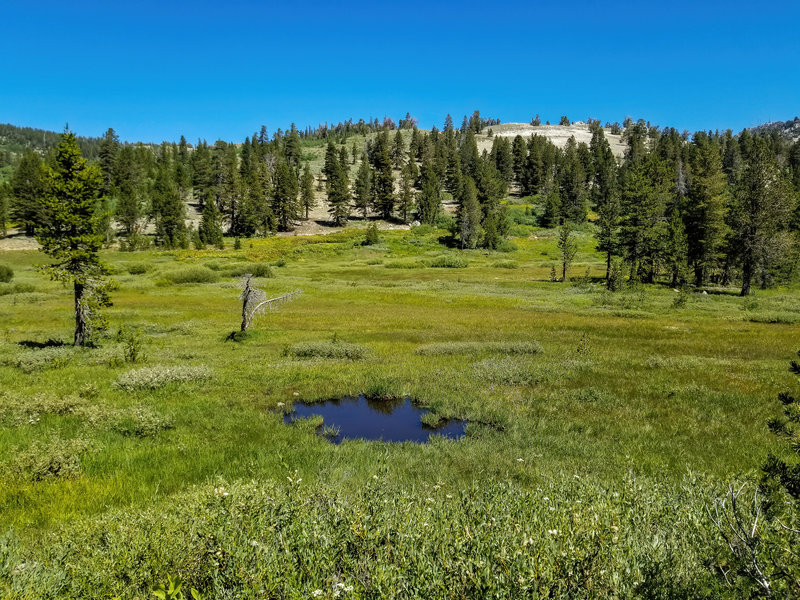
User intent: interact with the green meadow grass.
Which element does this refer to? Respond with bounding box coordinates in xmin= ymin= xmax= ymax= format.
xmin=0 ymin=224 xmax=797 ymax=597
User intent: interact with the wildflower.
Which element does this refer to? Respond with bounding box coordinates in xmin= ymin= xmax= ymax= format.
xmin=293 ymin=392 xmax=300 ymax=397
xmin=277 ymin=402 xmax=285 ymax=408
xmin=516 ymin=458 xmax=524 ymax=462
xmin=250 ymin=540 xmax=259 ymax=547
xmin=547 ymin=529 xmax=558 ymax=535
xmin=312 ymin=590 xmax=323 ymax=598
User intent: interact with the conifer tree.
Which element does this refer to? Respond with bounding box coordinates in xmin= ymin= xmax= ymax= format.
xmin=152 ymin=144 xmax=187 ymax=248
xmin=458 ymin=177 xmax=482 ymax=249
xmin=559 ymin=137 xmax=589 ymax=223
xmin=113 ymin=145 xmax=146 ymax=238
xmin=392 ymin=129 xmax=405 ymax=168
xmin=98 ymin=127 xmax=119 ymax=198
xmin=557 ymin=221 xmax=578 ymax=281
xmin=191 ymin=140 xmax=213 ymax=207
xmin=397 ymin=162 xmax=415 ymax=223
xmin=511 ymin=135 xmax=527 ymax=188
xmin=36 ymin=130 xmax=112 ymax=346
xmin=300 ymin=163 xmax=316 ymax=219
xmin=283 ymin=124 xmax=302 ymax=168
xmin=619 ymin=153 xmax=671 ymax=282
xmin=416 ymin=158 xmax=441 ymax=225
xmin=371 ymin=131 xmax=395 ymax=219
xmin=10 ymin=149 xmax=48 ymax=236
xmin=198 ymin=195 xmax=224 ymax=248
xmin=354 ymin=154 xmax=372 ymax=220
xmin=272 ymin=160 xmax=299 ymax=231
xmin=0 ymin=182 xmax=9 ymax=237
xmin=541 ymin=190 xmax=562 ymax=228
xmin=686 ymin=134 xmax=730 ymax=285
xmin=591 ymin=127 xmax=620 ymax=279
xmin=730 ymin=139 xmax=795 ymax=296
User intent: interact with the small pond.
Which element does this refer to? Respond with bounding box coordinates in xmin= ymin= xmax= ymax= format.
xmin=283 ymin=395 xmax=467 ymax=444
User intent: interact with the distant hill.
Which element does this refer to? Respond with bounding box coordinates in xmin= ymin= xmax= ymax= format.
xmin=0 ymin=124 xmax=104 ymax=179
xmin=749 ymin=117 xmax=800 ymax=141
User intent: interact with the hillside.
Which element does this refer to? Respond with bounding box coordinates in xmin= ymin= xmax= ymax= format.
xmin=476 ymin=122 xmax=627 ymax=157
xmin=749 ymin=117 xmax=800 ymax=141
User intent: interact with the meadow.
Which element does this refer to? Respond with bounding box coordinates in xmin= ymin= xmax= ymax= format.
xmin=0 ymin=222 xmax=798 ymax=598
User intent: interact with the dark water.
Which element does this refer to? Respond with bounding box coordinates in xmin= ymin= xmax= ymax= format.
xmin=283 ymin=395 xmax=467 ymax=444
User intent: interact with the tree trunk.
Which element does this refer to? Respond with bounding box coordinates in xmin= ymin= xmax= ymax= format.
xmin=741 ymin=258 xmax=753 ymax=296
xmin=74 ymin=281 xmax=87 ymax=346
xmin=605 ymin=252 xmax=612 ymax=282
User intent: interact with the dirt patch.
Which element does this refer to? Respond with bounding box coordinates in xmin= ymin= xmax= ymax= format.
xmin=0 ymin=232 xmax=39 ymax=251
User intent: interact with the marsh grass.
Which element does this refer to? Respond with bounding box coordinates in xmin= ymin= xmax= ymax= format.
xmin=283 ymin=340 xmax=369 ymax=360
xmin=416 ymin=340 xmax=543 ymax=356
xmin=0 ymin=223 xmax=796 ymax=597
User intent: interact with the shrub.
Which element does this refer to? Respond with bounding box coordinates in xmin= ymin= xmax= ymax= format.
xmin=492 ymin=260 xmax=518 ymax=269
xmin=10 ymin=347 xmax=75 ymax=373
xmin=127 ymin=263 xmax=149 ymax=275
xmin=429 ymin=255 xmax=468 ymax=268
xmin=0 ymin=282 xmax=35 ymax=296
xmin=8 ymin=436 xmax=91 ymax=481
xmin=416 ymin=341 xmax=543 ymax=356
xmin=472 ymin=357 xmax=550 ymax=386
xmin=363 ymin=223 xmax=380 ymax=246
xmin=224 ymin=263 xmax=273 ymax=278
xmin=111 ymin=405 xmax=174 ymax=437
xmin=495 ymin=239 xmax=518 ymax=253
xmin=283 ymin=340 xmax=368 ymax=360
xmin=114 ymin=365 xmax=212 ymax=391
xmin=162 ymin=266 xmax=219 ymax=284
xmin=0 ymin=264 xmax=13 ymax=283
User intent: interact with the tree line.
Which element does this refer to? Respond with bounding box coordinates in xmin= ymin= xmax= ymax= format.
xmin=2 ymin=113 xmax=799 ymax=296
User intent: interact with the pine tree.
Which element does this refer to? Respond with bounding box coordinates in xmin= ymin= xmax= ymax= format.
xmin=191 ymin=140 xmax=213 ymax=207
xmin=559 ymin=137 xmax=589 ymax=223
xmin=152 ymin=144 xmax=187 ymax=248
xmin=198 ymin=194 xmax=224 ymax=248
xmin=619 ymin=153 xmax=671 ymax=283
xmin=371 ymin=131 xmax=395 ymax=219
xmin=397 ymin=162 xmax=415 ymax=223
xmin=354 ymin=154 xmax=372 ymax=220
xmin=730 ymin=139 xmax=795 ymax=296
xmin=36 ymin=130 xmax=112 ymax=346
xmin=114 ymin=145 xmax=145 ymax=237
xmin=272 ymin=160 xmax=299 ymax=231
xmin=557 ymin=221 xmax=578 ymax=281
xmin=300 ymin=163 xmax=316 ymax=219
xmin=686 ymin=134 xmax=730 ymax=286
xmin=511 ymin=135 xmax=527 ymax=189
xmin=458 ymin=177 xmax=482 ymax=249
xmin=416 ymin=157 xmax=441 ymax=225
xmin=591 ymin=127 xmax=620 ymax=279
xmin=0 ymin=182 xmax=9 ymax=237
xmin=284 ymin=124 xmax=301 ymax=168
xmin=392 ymin=129 xmax=405 ymax=168
xmin=10 ymin=149 xmax=48 ymax=236
xmin=98 ymin=127 xmax=119 ymax=198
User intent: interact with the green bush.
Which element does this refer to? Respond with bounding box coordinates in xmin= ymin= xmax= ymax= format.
xmin=223 ymin=262 xmax=273 ymax=278
xmin=0 ymin=282 xmax=35 ymax=296
xmin=363 ymin=223 xmax=380 ymax=246
xmin=7 ymin=436 xmax=92 ymax=481
xmin=0 ymin=264 xmax=13 ymax=283
xmin=429 ymin=255 xmax=468 ymax=268
xmin=114 ymin=365 xmax=212 ymax=391
xmin=161 ymin=266 xmax=219 ymax=284
xmin=492 ymin=260 xmax=519 ymax=269
xmin=127 ymin=263 xmax=150 ymax=275
xmin=0 ymin=476 xmax=723 ymax=598
xmin=283 ymin=340 xmax=369 ymax=360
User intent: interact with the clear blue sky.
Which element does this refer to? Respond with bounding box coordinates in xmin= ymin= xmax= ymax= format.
xmin=2 ymin=0 xmax=798 ymax=143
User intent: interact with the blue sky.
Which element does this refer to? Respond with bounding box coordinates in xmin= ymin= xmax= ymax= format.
xmin=2 ymin=0 xmax=798 ymax=143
